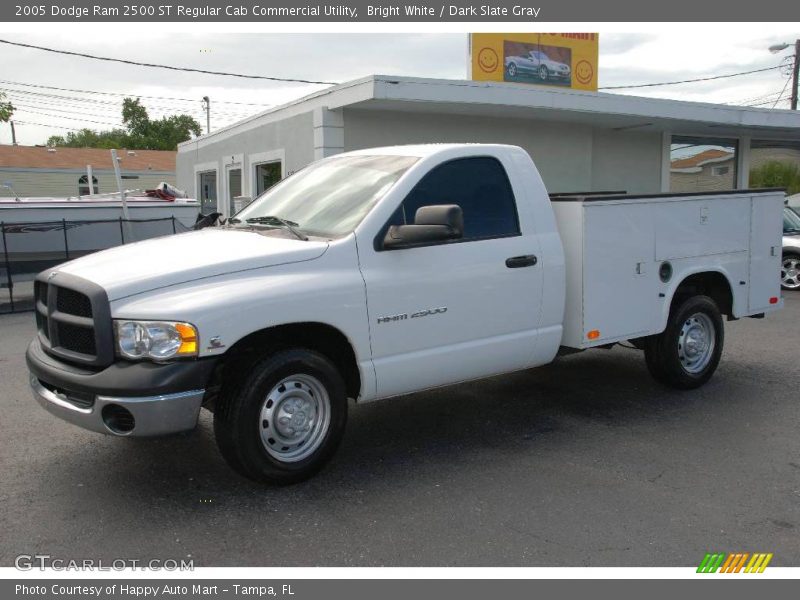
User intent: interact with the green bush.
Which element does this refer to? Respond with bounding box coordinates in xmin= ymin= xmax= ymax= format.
xmin=750 ymin=161 xmax=800 ymax=195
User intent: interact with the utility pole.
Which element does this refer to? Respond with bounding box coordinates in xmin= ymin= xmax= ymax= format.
xmin=792 ymin=39 xmax=800 ymax=110
xmin=10 ymin=120 xmax=17 ymax=145
xmin=202 ymin=96 xmax=211 ymax=134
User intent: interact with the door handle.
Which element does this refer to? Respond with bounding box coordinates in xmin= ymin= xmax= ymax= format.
xmin=505 ymin=255 xmax=538 ymax=268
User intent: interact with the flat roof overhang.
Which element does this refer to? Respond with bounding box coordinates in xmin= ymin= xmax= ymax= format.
xmin=180 ymin=75 xmax=800 ymax=151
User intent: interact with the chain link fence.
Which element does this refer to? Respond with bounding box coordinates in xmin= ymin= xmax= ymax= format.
xmin=1 ymin=216 xmax=192 ymax=314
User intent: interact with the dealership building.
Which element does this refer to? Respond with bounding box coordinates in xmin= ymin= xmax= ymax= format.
xmin=177 ymin=75 xmax=800 ymax=218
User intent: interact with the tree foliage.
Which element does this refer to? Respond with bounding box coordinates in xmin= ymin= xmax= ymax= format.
xmin=47 ymin=98 xmax=202 ymax=150
xmin=749 ymin=161 xmax=800 ymax=195
xmin=0 ymin=92 xmax=13 ymax=123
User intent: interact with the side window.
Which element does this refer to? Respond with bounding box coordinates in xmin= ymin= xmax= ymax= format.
xmin=390 ymin=157 xmax=520 ymax=241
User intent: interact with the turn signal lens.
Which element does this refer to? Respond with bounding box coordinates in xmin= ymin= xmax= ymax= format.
xmin=175 ymin=322 xmax=198 ymax=355
xmin=587 ymin=329 xmax=601 ymax=340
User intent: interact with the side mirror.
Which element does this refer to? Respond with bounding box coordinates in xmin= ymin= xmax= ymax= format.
xmin=382 ymin=204 xmax=463 ymax=250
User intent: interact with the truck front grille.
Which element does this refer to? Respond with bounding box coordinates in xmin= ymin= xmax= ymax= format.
xmin=34 ymin=272 xmax=113 ymax=368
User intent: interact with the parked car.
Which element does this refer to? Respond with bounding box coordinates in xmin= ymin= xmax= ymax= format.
xmin=27 ymin=145 xmax=784 ymax=483
xmin=783 ymin=205 xmax=800 ymax=290
xmin=505 ymin=50 xmax=571 ymax=82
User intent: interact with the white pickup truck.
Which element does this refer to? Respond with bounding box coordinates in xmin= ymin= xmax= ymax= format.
xmin=27 ymin=144 xmax=784 ymax=483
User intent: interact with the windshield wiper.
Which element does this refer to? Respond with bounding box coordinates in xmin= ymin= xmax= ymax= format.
xmin=234 ymin=215 xmax=309 ymax=241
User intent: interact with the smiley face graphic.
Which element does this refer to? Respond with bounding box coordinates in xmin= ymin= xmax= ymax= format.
xmin=575 ymin=60 xmax=594 ymax=85
xmin=477 ymin=47 xmax=499 ymax=74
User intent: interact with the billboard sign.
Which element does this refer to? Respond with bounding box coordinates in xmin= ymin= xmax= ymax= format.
xmin=470 ymin=33 xmax=599 ymax=91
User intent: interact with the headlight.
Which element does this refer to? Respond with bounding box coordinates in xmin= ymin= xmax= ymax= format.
xmin=114 ymin=320 xmax=198 ymax=361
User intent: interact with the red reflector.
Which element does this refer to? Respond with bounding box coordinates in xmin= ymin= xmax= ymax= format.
xmin=769 ymin=297 xmax=779 ymax=304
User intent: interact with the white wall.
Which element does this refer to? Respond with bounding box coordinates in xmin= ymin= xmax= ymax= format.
xmin=343 ymin=109 xmax=664 ymax=194
xmin=0 ymin=169 xmax=174 ymax=198
xmin=590 ymin=129 xmax=663 ymax=194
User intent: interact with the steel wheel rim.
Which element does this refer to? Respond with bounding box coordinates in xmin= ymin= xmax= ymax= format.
xmin=677 ymin=312 xmax=716 ymax=374
xmin=259 ymin=374 xmax=331 ymax=463
xmin=782 ymin=257 xmax=800 ymax=289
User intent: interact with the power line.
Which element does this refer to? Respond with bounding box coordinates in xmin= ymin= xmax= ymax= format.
xmin=5 ymin=92 xmax=256 ymax=121
xmin=0 ymin=39 xmax=337 ymax=86
xmin=12 ymin=119 xmax=89 ymax=131
xmin=0 ymin=78 xmax=274 ymax=107
xmin=12 ymin=107 xmax=123 ymax=128
xmin=599 ymin=65 xmax=782 ymax=90
xmin=771 ymin=75 xmax=793 ymax=108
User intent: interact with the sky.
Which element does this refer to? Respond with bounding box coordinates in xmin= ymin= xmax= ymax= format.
xmin=0 ymin=25 xmax=798 ymax=146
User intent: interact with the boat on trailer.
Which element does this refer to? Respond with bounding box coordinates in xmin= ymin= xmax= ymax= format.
xmin=0 ymin=188 xmax=200 ymax=281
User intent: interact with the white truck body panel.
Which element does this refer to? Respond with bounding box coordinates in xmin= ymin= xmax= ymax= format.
xmin=552 ymin=190 xmax=784 ymax=349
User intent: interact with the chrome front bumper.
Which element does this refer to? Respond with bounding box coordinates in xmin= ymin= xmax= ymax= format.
xmin=30 ymin=375 xmax=204 ymax=436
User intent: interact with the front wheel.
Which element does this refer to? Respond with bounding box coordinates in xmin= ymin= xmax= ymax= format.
xmin=506 ymin=62 xmax=517 ymax=78
xmin=213 ymin=348 xmax=347 ymax=484
xmin=538 ymin=65 xmax=549 ymax=81
xmin=644 ymin=295 xmax=724 ymax=389
xmin=781 ymin=253 xmax=800 ymax=290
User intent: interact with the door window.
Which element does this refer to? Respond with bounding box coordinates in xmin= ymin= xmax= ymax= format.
xmin=227 ymin=167 xmax=242 ymax=216
xmin=386 ymin=156 xmax=520 ymax=242
xmin=198 ymin=170 xmax=217 ymax=214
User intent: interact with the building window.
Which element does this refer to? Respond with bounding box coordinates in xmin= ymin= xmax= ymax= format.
xmin=750 ymin=139 xmax=800 ymax=196
xmin=254 ymin=161 xmax=282 ymax=196
xmin=670 ymin=135 xmax=738 ymax=193
xmin=198 ymin=170 xmax=217 ymax=214
xmin=711 ymin=166 xmax=730 ymax=176
xmin=78 ymin=175 xmax=99 ymax=196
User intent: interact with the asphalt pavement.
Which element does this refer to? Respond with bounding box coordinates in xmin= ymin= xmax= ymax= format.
xmin=1 ymin=294 xmax=799 ymax=567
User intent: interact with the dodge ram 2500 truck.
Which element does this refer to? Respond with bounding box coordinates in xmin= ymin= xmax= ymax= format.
xmin=27 ymin=144 xmax=785 ymax=483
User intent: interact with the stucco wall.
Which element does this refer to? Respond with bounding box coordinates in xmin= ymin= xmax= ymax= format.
xmin=342 ymin=109 xmax=663 ymax=194
xmin=0 ymin=169 xmax=174 ymax=198
xmin=176 ymin=111 xmax=315 ymax=205
xmin=590 ymin=129 xmax=663 ymax=194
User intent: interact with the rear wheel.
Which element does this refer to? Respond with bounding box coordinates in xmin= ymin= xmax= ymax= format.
xmin=644 ymin=295 xmax=724 ymax=389
xmin=781 ymin=253 xmax=800 ymax=290
xmin=213 ymin=348 xmax=347 ymax=484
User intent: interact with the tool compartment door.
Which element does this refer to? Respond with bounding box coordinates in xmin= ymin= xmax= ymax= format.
xmin=582 ymin=202 xmax=656 ymax=344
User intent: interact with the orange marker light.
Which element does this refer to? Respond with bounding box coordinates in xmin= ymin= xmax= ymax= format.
xmin=175 ymin=322 xmax=198 ymax=355
xmin=587 ymin=330 xmax=600 ymax=340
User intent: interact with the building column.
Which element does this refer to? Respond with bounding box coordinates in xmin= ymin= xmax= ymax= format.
xmin=737 ymin=136 xmax=751 ymax=189
xmin=313 ymin=107 xmax=344 ymax=160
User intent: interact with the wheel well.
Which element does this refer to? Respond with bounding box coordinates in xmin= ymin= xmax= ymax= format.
xmin=672 ymin=272 xmax=734 ymax=317
xmin=205 ymin=323 xmax=361 ymax=407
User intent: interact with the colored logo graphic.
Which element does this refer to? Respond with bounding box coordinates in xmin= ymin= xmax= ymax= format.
xmin=574 ymin=59 xmax=594 ymax=85
xmin=477 ymin=47 xmax=499 ymax=73
xmin=697 ymin=552 xmax=773 ymax=573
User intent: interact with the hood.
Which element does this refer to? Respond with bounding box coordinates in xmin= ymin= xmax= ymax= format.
xmin=55 ymin=228 xmax=329 ymax=301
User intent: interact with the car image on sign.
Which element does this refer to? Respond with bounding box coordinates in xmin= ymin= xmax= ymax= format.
xmin=505 ymin=49 xmax=571 ymax=84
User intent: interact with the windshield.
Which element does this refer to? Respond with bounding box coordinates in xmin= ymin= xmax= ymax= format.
xmin=231 ymin=154 xmax=418 ymax=238
xmin=785 ymin=206 xmax=800 ymax=233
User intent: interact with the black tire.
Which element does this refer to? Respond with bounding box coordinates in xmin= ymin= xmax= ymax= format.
xmin=213 ymin=348 xmax=347 ymax=484
xmin=781 ymin=252 xmax=800 ymax=291
xmin=644 ymin=295 xmax=724 ymax=390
